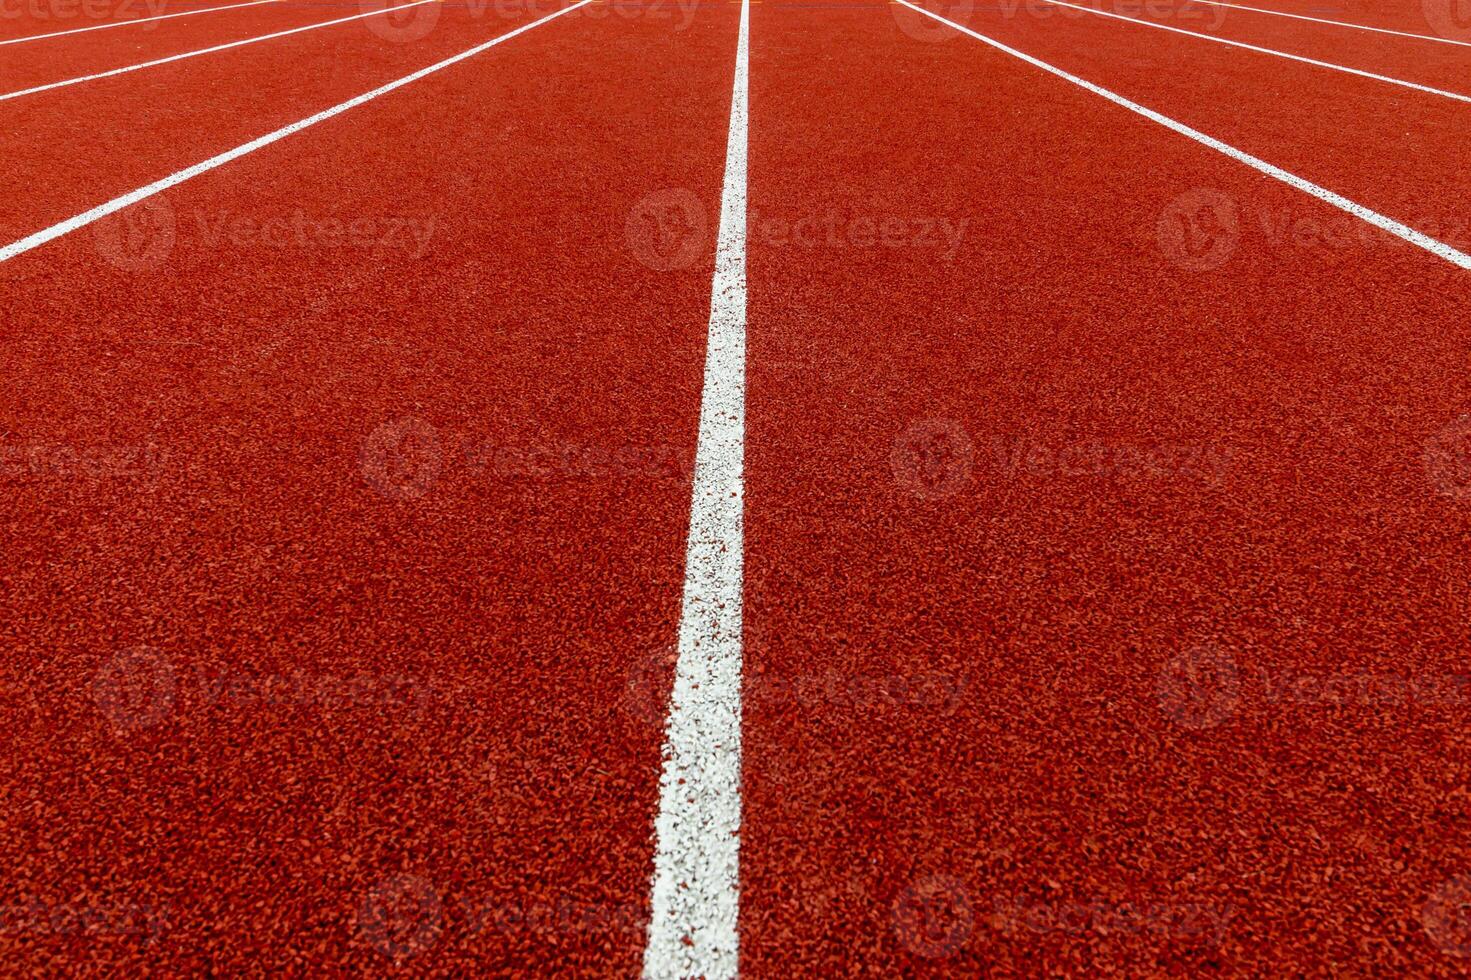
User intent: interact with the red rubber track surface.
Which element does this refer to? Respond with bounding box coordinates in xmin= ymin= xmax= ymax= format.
xmin=0 ymin=1 xmax=439 ymax=94
xmin=0 ymin=0 xmax=263 ymax=39
xmin=1092 ymin=0 xmax=1471 ymax=96
xmin=893 ymin=0 xmax=1471 ymax=251
xmin=0 ymin=2 xmax=736 ymax=972
xmin=741 ymin=0 xmax=1471 ymax=975
xmin=1203 ymin=0 xmax=1471 ymax=39
xmin=0 ymin=3 xmax=567 ymax=242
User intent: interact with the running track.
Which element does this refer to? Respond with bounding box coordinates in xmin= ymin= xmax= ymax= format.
xmin=2 ymin=0 xmax=1470 ymax=973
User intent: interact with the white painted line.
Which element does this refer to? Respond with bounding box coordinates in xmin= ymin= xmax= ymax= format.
xmin=0 ymin=0 xmax=589 ymax=266
xmin=0 ymin=0 xmax=439 ymax=103
xmin=641 ymin=0 xmax=748 ymax=975
xmin=0 ymin=0 xmax=280 ymax=47
xmin=895 ymin=0 xmax=1471 ymax=269
xmin=1184 ymin=0 xmax=1471 ymax=49
xmin=1033 ymin=0 xmax=1471 ymax=105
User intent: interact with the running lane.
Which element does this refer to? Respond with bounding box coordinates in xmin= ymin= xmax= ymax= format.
xmin=893 ymin=0 xmax=1471 ymax=259
xmin=0 ymin=0 xmax=557 ymax=243
xmin=1007 ymin=0 xmax=1471 ymax=111
xmin=0 ymin=0 xmax=275 ymax=40
xmin=1197 ymin=0 xmax=1471 ymax=41
xmin=741 ymin=0 xmax=1471 ymax=974
xmin=0 ymin=0 xmax=430 ymax=94
xmin=0 ymin=0 xmax=735 ymax=973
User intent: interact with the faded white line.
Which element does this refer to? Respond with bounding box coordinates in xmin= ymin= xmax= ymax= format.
xmin=1033 ymin=0 xmax=1471 ymax=105
xmin=0 ymin=0 xmax=589 ymax=265
xmin=0 ymin=0 xmax=280 ymax=46
xmin=0 ymin=0 xmax=439 ymax=103
xmin=1185 ymin=0 xmax=1471 ymax=49
xmin=641 ymin=0 xmax=748 ymax=974
xmin=895 ymin=0 xmax=1471 ymax=269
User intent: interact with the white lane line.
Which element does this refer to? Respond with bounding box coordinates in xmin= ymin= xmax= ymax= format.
xmin=1032 ymin=0 xmax=1471 ymax=105
xmin=0 ymin=0 xmax=280 ymax=47
xmin=641 ymin=0 xmax=748 ymax=974
xmin=0 ymin=0 xmax=438 ymax=103
xmin=895 ymin=0 xmax=1471 ymax=269
xmin=1184 ymin=0 xmax=1471 ymax=49
xmin=0 ymin=0 xmax=590 ymax=265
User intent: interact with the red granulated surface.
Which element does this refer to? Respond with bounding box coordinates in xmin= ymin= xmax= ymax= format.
xmin=4 ymin=0 xmax=1471 ymax=973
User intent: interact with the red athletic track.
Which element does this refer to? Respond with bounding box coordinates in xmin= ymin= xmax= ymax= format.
xmin=1213 ymin=0 xmax=1471 ymax=40
xmin=743 ymin=0 xmax=1471 ymax=974
xmin=889 ymin=0 xmax=1471 ymax=252
xmin=0 ymin=2 xmax=565 ymax=241
xmin=1104 ymin=0 xmax=1471 ymax=96
xmin=5 ymin=0 xmax=1471 ymax=974
xmin=0 ymin=0 xmax=736 ymax=971
xmin=0 ymin=1 xmax=437 ymax=92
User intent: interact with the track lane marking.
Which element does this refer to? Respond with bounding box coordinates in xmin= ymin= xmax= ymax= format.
xmin=641 ymin=0 xmax=748 ymax=974
xmin=0 ymin=0 xmax=280 ymax=46
xmin=894 ymin=0 xmax=1471 ymax=270
xmin=0 ymin=0 xmax=440 ymax=103
xmin=1182 ymin=0 xmax=1471 ymax=49
xmin=1031 ymin=0 xmax=1471 ymax=106
xmin=0 ymin=0 xmax=590 ymax=265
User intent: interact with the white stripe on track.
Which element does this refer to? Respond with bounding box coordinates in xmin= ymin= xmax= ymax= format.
xmin=0 ymin=0 xmax=589 ymax=266
xmin=1184 ymin=0 xmax=1471 ymax=49
xmin=895 ymin=0 xmax=1471 ymax=270
xmin=641 ymin=0 xmax=748 ymax=974
xmin=0 ymin=0 xmax=280 ymax=47
xmin=0 ymin=0 xmax=439 ymax=103
xmin=1033 ymin=0 xmax=1471 ymax=106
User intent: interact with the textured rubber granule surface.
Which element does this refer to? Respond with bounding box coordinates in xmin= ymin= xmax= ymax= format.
xmin=0 ymin=1 xmax=561 ymax=241
xmin=891 ymin=0 xmax=1471 ymax=251
xmin=739 ymin=0 xmax=1471 ymax=974
xmin=0 ymin=1 xmax=418 ymax=93
xmin=0 ymin=3 xmax=737 ymax=973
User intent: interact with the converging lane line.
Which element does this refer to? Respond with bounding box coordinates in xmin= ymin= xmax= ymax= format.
xmin=893 ymin=0 xmax=1471 ymax=270
xmin=0 ymin=0 xmax=440 ymax=104
xmin=0 ymin=0 xmax=280 ymax=47
xmin=1183 ymin=0 xmax=1471 ymax=49
xmin=641 ymin=0 xmax=748 ymax=974
xmin=0 ymin=0 xmax=592 ymax=265
xmin=1031 ymin=0 xmax=1471 ymax=106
